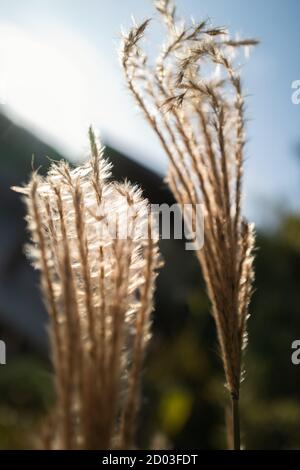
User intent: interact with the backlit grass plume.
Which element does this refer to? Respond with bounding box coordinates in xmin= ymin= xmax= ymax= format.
xmin=121 ymin=0 xmax=256 ymax=449
xmin=14 ymin=128 xmax=160 ymax=450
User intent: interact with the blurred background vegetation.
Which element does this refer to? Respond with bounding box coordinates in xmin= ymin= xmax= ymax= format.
xmin=1 ymin=113 xmax=300 ymax=450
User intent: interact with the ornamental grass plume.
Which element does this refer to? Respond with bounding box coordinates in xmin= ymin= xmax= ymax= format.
xmin=13 ymin=128 xmax=160 ymax=450
xmin=121 ymin=0 xmax=257 ymax=449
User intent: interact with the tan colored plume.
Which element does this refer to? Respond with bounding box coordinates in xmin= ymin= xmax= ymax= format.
xmin=121 ymin=0 xmax=256 ymax=449
xmin=13 ymin=128 xmax=160 ymax=450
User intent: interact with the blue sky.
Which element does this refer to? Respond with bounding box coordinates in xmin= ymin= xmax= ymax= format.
xmin=1 ymin=0 xmax=299 ymax=224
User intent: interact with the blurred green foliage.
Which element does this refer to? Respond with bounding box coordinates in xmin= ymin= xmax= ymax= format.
xmin=143 ymin=213 xmax=300 ymax=449
xmin=0 ymin=357 xmax=53 ymax=449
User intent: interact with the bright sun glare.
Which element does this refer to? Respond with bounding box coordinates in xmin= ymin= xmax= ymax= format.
xmin=0 ymin=20 xmax=166 ymax=171
xmin=0 ymin=24 xmax=101 ymax=158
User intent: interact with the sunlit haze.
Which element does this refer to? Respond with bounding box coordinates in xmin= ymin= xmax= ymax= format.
xmin=1 ymin=0 xmax=300 ymax=224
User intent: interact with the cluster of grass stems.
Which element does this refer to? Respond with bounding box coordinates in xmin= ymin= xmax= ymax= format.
xmin=120 ymin=0 xmax=256 ymax=450
xmin=15 ymin=0 xmax=257 ymax=450
xmin=15 ymin=129 xmax=160 ymax=449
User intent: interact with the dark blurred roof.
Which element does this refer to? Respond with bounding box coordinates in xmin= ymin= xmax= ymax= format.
xmin=0 ymin=113 xmax=65 ymax=353
xmin=106 ymin=146 xmax=174 ymax=206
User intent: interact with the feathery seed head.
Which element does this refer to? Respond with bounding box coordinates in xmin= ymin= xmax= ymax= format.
xmin=121 ymin=0 xmax=256 ymax=399
xmin=14 ymin=129 xmax=160 ymax=449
